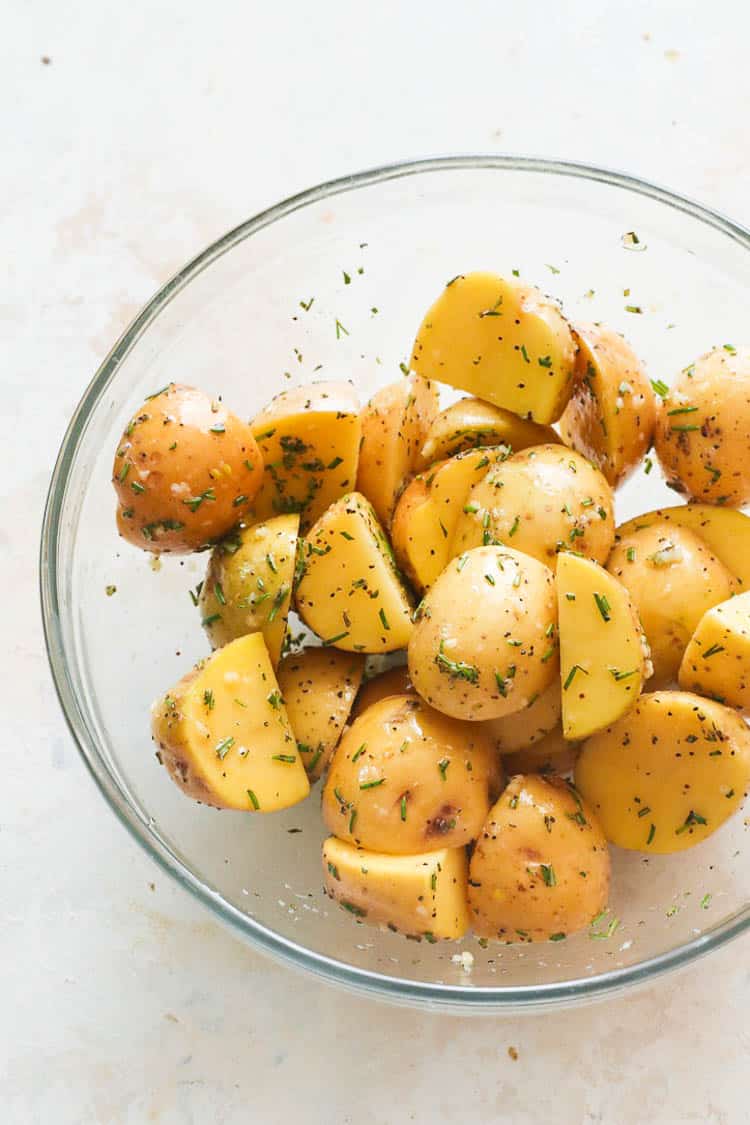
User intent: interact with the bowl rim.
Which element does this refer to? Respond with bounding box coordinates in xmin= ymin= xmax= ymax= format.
xmin=40 ymin=154 xmax=750 ymax=1011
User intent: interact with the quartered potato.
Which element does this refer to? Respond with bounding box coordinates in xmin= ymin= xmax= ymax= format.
xmin=295 ymin=492 xmax=413 ymax=652
xmin=467 ymin=776 xmax=610 ymax=942
xmin=350 ymin=665 xmax=416 ymax=720
xmin=408 ymin=545 xmax=558 ymax=721
xmin=482 ymin=680 xmax=562 ymax=754
xmin=607 ymin=522 xmax=735 ymax=687
xmin=198 ymin=514 xmax=298 ymax=663
xmin=356 ymin=374 xmax=439 ymax=527
xmin=410 ymin=272 xmax=577 ymax=423
xmin=416 ymin=397 xmax=560 ymax=469
xmin=277 ymin=646 xmax=365 ymax=781
xmin=151 ymin=633 xmax=310 ymax=811
xmin=560 ymin=322 xmax=656 ymax=487
xmin=451 ymin=444 xmax=615 ymax=569
xmin=654 ymin=346 xmax=750 ymax=506
xmin=557 ymin=553 xmax=650 ymax=740
xmin=322 ymin=837 xmax=470 ymax=941
xmin=503 ymin=728 xmax=580 ymax=777
xmin=391 ymin=446 xmax=510 ymax=593
xmin=679 ymin=591 xmax=750 ymax=710
xmin=575 ymin=692 xmax=750 ymax=853
xmin=250 ymin=381 xmax=361 ymax=531
xmin=322 ymin=695 xmax=499 ymax=854
xmin=113 ymin=383 xmax=264 ymax=553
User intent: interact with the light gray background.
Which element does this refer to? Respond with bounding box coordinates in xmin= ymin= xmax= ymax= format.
xmin=4 ymin=1 xmax=750 ymax=1121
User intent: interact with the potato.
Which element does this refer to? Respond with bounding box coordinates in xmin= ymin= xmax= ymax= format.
xmin=410 ymin=272 xmax=577 ymax=424
xmin=351 ymin=665 xmax=415 ymax=720
xmin=616 ymin=503 xmax=750 ymax=590
xmin=575 ymin=691 xmax=750 ymax=853
xmin=198 ymin=514 xmax=298 ymax=663
xmin=559 ymin=322 xmax=656 ymax=487
xmin=607 ymin=522 xmax=735 ymax=687
xmin=557 ymin=553 xmax=650 ymax=740
xmin=416 ymin=397 xmax=560 ymax=469
xmin=113 ymin=383 xmax=264 ymax=553
xmin=654 ymin=346 xmax=750 ymax=506
xmin=391 ymin=446 xmax=510 ymax=593
xmin=407 ymin=545 xmax=558 ymax=721
xmin=322 ymin=695 xmax=499 ymax=853
xmin=322 ymin=837 xmax=469 ymax=941
xmin=150 ymin=633 xmax=310 ymax=811
xmin=250 ymin=381 xmax=360 ymax=531
xmin=679 ymin=591 xmax=750 ymax=710
xmin=482 ymin=680 xmax=562 ymax=753
xmin=295 ymin=492 xmax=413 ymax=652
xmin=356 ymin=374 xmax=439 ymax=528
xmin=451 ymin=444 xmax=615 ymax=570
xmin=276 ymin=646 xmax=365 ymax=781
xmin=467 ymin=776 xmax=610 ymax=942
xmin=503 ymin=728 xmax=580 ymax=777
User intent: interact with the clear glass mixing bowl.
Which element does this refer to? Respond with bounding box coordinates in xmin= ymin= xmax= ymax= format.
xmin=40 ymin=156 xmax=750 ymax=1011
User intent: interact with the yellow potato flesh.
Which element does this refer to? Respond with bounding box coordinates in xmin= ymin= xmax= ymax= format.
xmin=322 ymin=837 xmax=469 ymax=940
xmin=410 ymin=272 xmax=576 ymax=423
xmin=679 ymin=591 xmax=750 ymax=710
xmin=295 ymin=492 xmax=413 ymax=652
xmin=417 ymin=397 xmax=559 ymax=469
xmin=151 ymin=633 xmax=310 ymax=811
xmin=616 ymin=503 xmax=750 ymax=590
xmin=575 ymin=691 xmax=750 ymax=853
xmin=250 ymin=381 xmax=361 ymax=531
xmin=557 ymin=553 xmax=648 ymax=740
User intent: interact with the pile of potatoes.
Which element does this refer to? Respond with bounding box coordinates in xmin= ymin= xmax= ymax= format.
xmin=114 ymin=270 xmax=750 ymax=945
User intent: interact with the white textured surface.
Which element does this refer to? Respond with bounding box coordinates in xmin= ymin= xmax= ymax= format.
xmin=4 ymin=1 xmax=750 ymax=1121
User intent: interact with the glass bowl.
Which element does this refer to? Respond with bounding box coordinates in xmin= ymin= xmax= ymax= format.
xmin=41 ymin=156 xmax=750 ymax=1011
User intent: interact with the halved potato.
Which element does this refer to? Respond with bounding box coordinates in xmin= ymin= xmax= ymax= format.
xmin=410 ymin=272 xmax=577 ymax=423
xmin=151 ymin=633 xmax=310 ymax=811
xmin=250 ymin=381 xmax=360 ymax=531
xmin=295 ymin=492 xmax=414 ymax=652
xmin=356 ymin=374 xmax=439 ymax=527
xmin=557 ymin=553 xmax=649 ymax=740
xmin=679 ymin=591 xmax=750 ymax=710
xmin=615 ymin=504 xmax=750 ymax=590
xmin=417 ymin=397 xmax=559 ymax=469
xmin=322 ymin=837 xmax=470 ymax=940
xmin=482 ymin=680 xmax=562 ymax=753
xmin=277 ymin=646 xmax=365 ymax=781
xmin=350 ymin=665 xmax=415 ymax=720
xmin=575 ymin=691 xmax=750 ymax=853
xmin=198 ymin=514 xmax=298 ymax=663
xmin=391 ymin=446 xmax=510 ymax=593
xmin=503 ymin=727 xmax=580 ymax=777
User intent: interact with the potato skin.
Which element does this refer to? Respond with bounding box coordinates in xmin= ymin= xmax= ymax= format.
xmin=468 ymin=775 xmax=610 ymax=942
xmin=113 ymin=383 xmax=263 ymax=553
xmin=560 ymin=322 xmax=656 ymax=487
xmin=482 ymin=680 xmax=562 ymax=753
xmin=575 ymin=691 xmax=750 ymax=853
xmin=351 ymin=666 xmax=415 ymax=720
xmin=654 ymin=346 xmax=750 ymax=506
xmin=607 ymin=522 xmax=734 ymax=687
xmin=615 ymin=503 xmax=750 ymax=589
xmin=503 ymin=728 xmax=580 ymax=777
xmin=451 ymin=444 xmax=614 ymax=569
xmin=408 ymin=545 xmax=558 ymax=721
xmin=322 ymin=695 xmax=500 ymax=854
xmin=416 ymin=397 xmax=560 ymax=469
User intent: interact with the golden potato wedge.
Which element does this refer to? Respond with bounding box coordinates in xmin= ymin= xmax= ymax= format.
xmin=503 ymin=728 xmax=580 ymax=777
xmin=277 ymin=646 xmax=365 ymax=781
xmin=416 ymin=397 xmax=560 ymax=469
xmin=113 ymin=383 xmax=264 ymax=553
xmin=350 ymin=665 xmax=415 ymax=720
xmin=559 ymin=322 xmax=656 ymax=487
xmin=250 ymin=381 xmax=360 ymax=531
xmin=198 ymin=514 xmax=298 ymax=663
xmin=150 ymin=633 xmax=310 ymax=811
xmin=356 ymin=374 xmax=439 ymax=527
xmin=575 ymin=691 xmax=750 ymax=853
xmin=322 ymin=837 xmax=470 ymax=940
xmin=468 ymin=776 xmax=610 ymax=942
xmin=482 ymin=680 xmax=562 ymax=753
xmin=679 ymin=591 xmax=750 ymax=710
xmin=557 ymin=553 xmax=650 ymax=740
xmin=410 ymin=272 xmax=577 ymax=423
xmin=295 ymin=492 xmax=413 ymax=652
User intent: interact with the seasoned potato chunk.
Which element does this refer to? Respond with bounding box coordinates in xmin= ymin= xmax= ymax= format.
xmin=151 ymin=633 xmax=310 ymax=811
xmin=351 ymin=665 xmax=415 ymax=720
xmin=482 ymin=680 xmax=562 ymax=754
xmin=575 ymin=692 xmax=750 ymax=853
xmin=417 ymin=397 xmax=559 ymax=469
xmin=679 ymin=591 xmax=750 ymax=710
xmin=295 ymin=492 xmax=413 ymax=652
xmin=410 ymin=272 xmax=577 ymax=423
xmin=503 ymin=728 xmax=580 ymax=777
xmin=322 ymin=837 xmax=470 ymax=940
